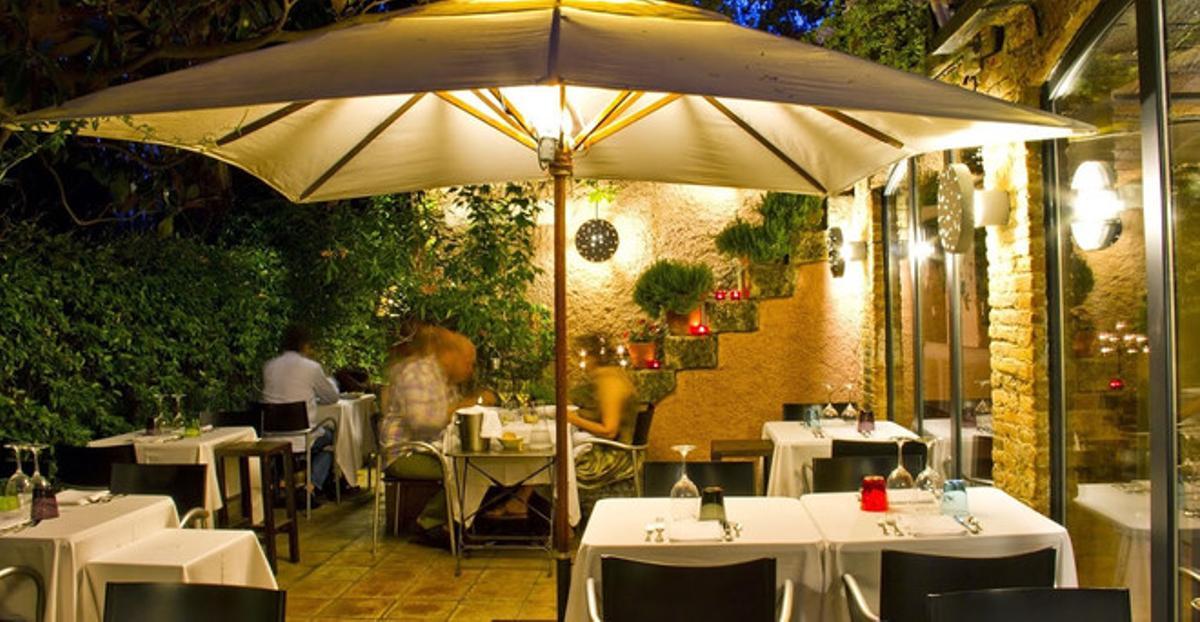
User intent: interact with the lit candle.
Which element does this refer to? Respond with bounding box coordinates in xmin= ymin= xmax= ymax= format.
xmin=730 ymin=289 xmax=743 ymax=301
xmin=646 ymin=359 xmax=662 ymax=369
xmin=714 ymin=290 xmax=726 ymax=301
xmin=689 ymin=324 xmax=710 ymax=336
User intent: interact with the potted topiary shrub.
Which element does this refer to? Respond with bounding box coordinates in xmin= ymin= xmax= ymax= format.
xmin=715 ymin=192 xmax=825 ymax=296
xmin=624 ymin=319 xmax=664 ymax=368
xmin=633 ymin=260 xmax=715 ymax=335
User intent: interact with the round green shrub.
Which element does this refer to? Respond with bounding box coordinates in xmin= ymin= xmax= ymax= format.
xmin=633 ymin=260 xmax=715 ymax=317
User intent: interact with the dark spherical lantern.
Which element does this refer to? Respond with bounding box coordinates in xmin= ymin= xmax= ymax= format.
xmin=575 ymin=218 xmax=620 ymax=262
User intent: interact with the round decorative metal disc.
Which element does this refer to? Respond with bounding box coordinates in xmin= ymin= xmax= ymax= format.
xmin=575 ymin=218 xmax=619 ymax=262
xmin=937 ymin=163 xmax=976 ymax=254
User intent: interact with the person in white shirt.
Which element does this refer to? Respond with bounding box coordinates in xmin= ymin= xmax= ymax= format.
xmin=262 ymin=324 xmax=340 ymax=501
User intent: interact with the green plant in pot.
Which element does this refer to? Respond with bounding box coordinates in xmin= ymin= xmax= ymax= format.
xmin=715 ymin=192 xmax=824 ymax=294
xmin=633 ymin=260 xmax=715 ymax=335
xmin=623 ymin=318 xmax=665 ymax=368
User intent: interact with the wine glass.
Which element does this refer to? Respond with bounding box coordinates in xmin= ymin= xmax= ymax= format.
xmin=171 ymin=393 xmax=186 ymax=430
xmin=914 ymin=437 xmax=944 ymax=498
xmin=669 ymin=444 xmax=700 ymax=521
xmin=842 ymin=383 xmax=858 ymax=422
xmin=4 ymin=444 xmax=32 ymax=509
xmin=886 ymin=438 xmax=915 ymax=493
xmin=822 ymin=383 xmax=838 ymax=419
xmin=152 ymin=392 xmax=168 ymax=435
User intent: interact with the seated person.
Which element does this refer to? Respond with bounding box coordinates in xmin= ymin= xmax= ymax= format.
xmin=261 ymin=324 xmax=340 ymax=503
xmin=381 ymin=325 xmax=480 ymax=542
xmin=568 ymin=343 xmax=639 ymax=489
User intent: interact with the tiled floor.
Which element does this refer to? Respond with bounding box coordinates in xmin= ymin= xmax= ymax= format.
xmin=275 ymin=490 xmax=559 ymax=621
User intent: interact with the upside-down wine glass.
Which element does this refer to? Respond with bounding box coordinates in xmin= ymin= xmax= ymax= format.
xmin=886 ymin=438 xmax=915 ymax=493
xmin=171 ymin=393 xmax=186 ymax=431
xmin=669 ymin=444 xmax=700 ymax=521
xmin=4 ymin=444 xmax=31 ymax=510
xmin=822 ymin=383 xmax=839 ymax=419
xmin=842 ymin=383 xmax=858 ymax=422
xmin=913 ymin=437 xmax=944 ymax=498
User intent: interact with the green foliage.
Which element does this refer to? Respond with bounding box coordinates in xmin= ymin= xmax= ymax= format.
xmin=714 ymin=192 xmax=825 ymax=263
xmin=633 ymin=260 xmax=715 ymax=317
xmin=1065 ymin=249 xmax=1095 ymax=310
xmin=817 ymin=0 xmax=930 ymax=74
xmin=0 ymin=222 xmax=290 ymax=444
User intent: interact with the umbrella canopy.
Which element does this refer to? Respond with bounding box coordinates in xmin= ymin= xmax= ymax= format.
xmin=16 ymin=0 xmax=1089 ymax=202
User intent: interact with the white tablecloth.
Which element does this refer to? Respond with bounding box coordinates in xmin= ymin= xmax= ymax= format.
xmin=0 ymin=495 xmax=179 ymax=622
xmin=921 ymin=418 xmax=992 ymax=478
xmin=763 ymin=420 xmax=921 ymax=497
xmin=1074 ymin=482 xmax=1160 ymax=622
xmin=802 ymin=487 xmax=1078 ymax=622
xmin=444 ymin=408 xmax=583 ymax=527
xmin=316 ymin=395 xmax=377 ymax=485
xmin=89 ymin=426 xmax=259 ymax=517
xmin=81 ymin=528 xmax=277 ymax=622
xmin=565 ymin=497 xmax=823 ymax=621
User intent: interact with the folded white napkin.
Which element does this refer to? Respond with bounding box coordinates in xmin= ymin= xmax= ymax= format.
xmin=480 ymin=411 xmax=503 ymax=439
xmin=56 ymin=489 xmax=108 ymax=506
xmin=668 ymin=519 xmax=725 ymax=542
xmin=898 ymin=514 xmax=968 ymax=537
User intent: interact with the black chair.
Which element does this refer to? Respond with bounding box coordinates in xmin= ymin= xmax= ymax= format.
xmin=971 ymin=434 xmax=995 ymax=482
xmin=588 ymin=557 xmax=792 ymax=622
xmin=642 ymin=460 xmax=756 ymax=496
xmin=0 ymin=565 xmax=45 ymax=622
xmin=103 ymin=582 xmax=286 ymax=622
xmin=842 ymin=548 xmax=1058 ymax=622
xmin=109 ymin=463 xmax=210 ymax=528
xmin=832 ymin=438 xmax=928 ymax=461
xmin=370 ymin=412 xmax=455 ymax=557
xmin=260 ymin=401 xmax=339 ymax=518
xmin=810 ymin=455 xmax=924 ymax=493
xmin=53 ymin=444 xmax=137 ymax=489
xmin=928 ymin=587 xmax=1131 ymax=622
xmin=576 ymin=403 xmax=655 ymax=496
xmin=212 ymin=410 xmax=263 ymax=435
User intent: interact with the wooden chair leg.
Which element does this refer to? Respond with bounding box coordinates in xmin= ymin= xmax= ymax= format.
xmin=215 ymin=454 xmax=230 ymax=528
xmin=260 ymin=454 xmax=278 ymax=572
xmin=283 ymin=453 xmax=299 ymax=563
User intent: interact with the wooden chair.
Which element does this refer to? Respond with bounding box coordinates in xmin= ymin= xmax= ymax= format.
xmin=53 ymin=444 xmax=137 ymax=489
xmin=211 ymin=410 xmax=263 ymax=435
xmin=259 ymin=401 xmax=339 ymax=518
xmin=642 ymin=460 xmax=756 ymax=496
xmin=841 ymin=549 xmax=1058 ymax=622
xmin=109 ymin=463 xmax=210 ymax=528
xmin=928 ymin=587 xmax=1131 ymax=622
xmin=103 ymin=582 xmax=285 ymax=622
xmin=810 ymin=455 xmax=924 ymax=493
xmin=710 ymin=439 xmax=773 ymax=494
xmin=213 ymin=440 xmax=299 ymax=571
xmin=831 ymin=439 xmax=928 ymax=461
xmin=587 ymin=557 xmax=792 ymax=622
xmin=575 ymin=403 xmax=655 ymax=496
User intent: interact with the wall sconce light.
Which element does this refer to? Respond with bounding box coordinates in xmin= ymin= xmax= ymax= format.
xmin=938 ymin=164 xmax=1011 ymax=254
xmin=828 ymin=226 xmax=866 ymax=277
xmin=974 ymin=188 xmax=1011 ymax=227
xmin=1069 ymin=161 xmax=1123 ymax=252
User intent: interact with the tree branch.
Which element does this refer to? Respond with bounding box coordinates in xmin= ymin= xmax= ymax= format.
xmin=38 ymin=154 xmax=120 ymax=227
xmin=77 ymin=140 xmax=194 ymax=171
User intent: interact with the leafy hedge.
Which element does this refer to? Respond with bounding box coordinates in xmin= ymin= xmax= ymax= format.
xmin=0 ymin=223 xmax=290 ymax=444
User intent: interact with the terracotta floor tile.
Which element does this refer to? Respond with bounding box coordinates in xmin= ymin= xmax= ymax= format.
xmin=383 ymin=598 xmax=458 ymax=620
xmin=448 ymin=600 xmax=521 ymax=622
xmin=318 ymin=597 xmax=395 ymax=619
xmin=288 ymin=577 xmax=354 ymax=598
xmin=286 ymin=595 xmax=330 ymax=617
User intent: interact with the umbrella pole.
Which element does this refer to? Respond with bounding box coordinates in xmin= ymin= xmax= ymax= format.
xmin=551 ymin=146 xmax=573 ymax=621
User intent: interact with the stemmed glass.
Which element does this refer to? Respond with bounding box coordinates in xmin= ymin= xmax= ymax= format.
xmin=171 ymin=393 xmax=186 ymax=431
xmin=152 ymin=393 xmax=168 ymax=434
xmin=914 ymin=437 xmax=944 ymax=498
xmin=842 ymin=383 xmax=858 ymax=422
xmin=886 ymin=438 xmax=915 ymax=495
xmin=669 ymin=444 xmax=700 ymax=521
xmin=821 ymin=383 xmax=839 ymax=419
xmin=4 ymin=444 xmax=31 ymax=510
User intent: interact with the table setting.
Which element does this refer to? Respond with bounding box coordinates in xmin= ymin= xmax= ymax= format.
xmin=316 ymin=392 xmax=377 ymax=485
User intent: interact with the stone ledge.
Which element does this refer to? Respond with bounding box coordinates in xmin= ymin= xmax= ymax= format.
xmin=632 ymin=369 xmax=677 ymax=404
xmin=704 ymin=300 xmax=758 ymax=332
xmin=664 ymin=335 xmax=718 ymax=369
xmin=749 ymin=263 xmax=795 ymax=299
xmin=792 ymin=231 xmax=828 ymax=265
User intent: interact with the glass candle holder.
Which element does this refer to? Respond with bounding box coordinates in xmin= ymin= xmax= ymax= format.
xmin=699 ymin=486 xmax=726 ymax=522
xmin=861 ymin=475 xmax=888 ymax=512
xmin=941 ymin=479 xmax=969 ymax=517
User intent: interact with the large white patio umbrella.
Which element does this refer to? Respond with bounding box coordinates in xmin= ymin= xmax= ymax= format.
xmin=15 ymin=0 xmax=1088 ymax=611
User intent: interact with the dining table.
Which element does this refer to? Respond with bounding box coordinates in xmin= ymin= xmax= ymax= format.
xmin=88 ymin=426 xmax=259 ymax=521
xmin=564 ymin=496 xmax=823 ymax=621
xmin=921 ymin=417 xmax=992 ymax=479
xmin=802 ymin=487 xmax=1078 ymax=622
xmin=0 ymin=494 xmax=179 ymax=622
xmin=762 ymin=418 xmax=924 ymax=497
xmin=80 ymin=527 xmax=277 ymax=622
xmin=316 ymin=393 xmax=377 ymax=485
xmin=1073 ymin=481 xmax=1164 ymax=622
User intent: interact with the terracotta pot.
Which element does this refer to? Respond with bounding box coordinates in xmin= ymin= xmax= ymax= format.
xmin=626 ymin=342 xmax=657 ymax=369
xmin=666 ymin=307 xmax=704 ymax=336
xmin=739 ymin=257 xmax=752 ymax=297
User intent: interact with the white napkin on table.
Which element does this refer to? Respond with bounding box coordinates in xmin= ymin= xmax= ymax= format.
xmin=56 ymin=489 xmax=108 ymax=506
xmin=898 ymin=514 xmax=969 ymax=537
xmin=457 ymin=405 xmax=504 ymax=439
xmin=668 ymin=519 xmax=725 ymax=542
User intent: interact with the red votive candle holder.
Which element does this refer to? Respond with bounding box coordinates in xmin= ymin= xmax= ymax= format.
xmin=714 ymin=290 xmax=726 ymax=301
xmin=860 ymin=475 xmax=888 ymax=512
xmin=689 ymin=324 xmax=710 ymax=336
xmin=646 ymin=359 xmax=662 ymax=369
xmin=730 ymin=289 xmax=743 ymax=301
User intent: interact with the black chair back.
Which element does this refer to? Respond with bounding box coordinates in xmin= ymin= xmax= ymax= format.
xmin=972 ymin=434 xmax=995 ymax=480
xmin=928 ymin=587 xmax=1131 ymax=622
xmin=600 ymin=557 xmax=775 ymax=622
xmin=782 ymin=403 xmax=821 ymax=422
xmin=104 ymin=582 xmax=286 ymax=622
xmin=811 ymin=455 xmax=925 ymax=493
xmin=54 ymin=444 xmax=138 ymax=489
xmin=260 ymin=402 xmax=310 ymax=434
xmin=831 ymin=438 xmax=928 ymax=461
xmin=880 ymin=549 xmax=1058 ymax=622
xmin=212 ymin=410 xmax=263 ymax=435
xmin=631 ymin=403 xmax=655 ymax=447
xmin=109 ymin=463 xmax=208 ymax=517
xmin=642 ymin=460 xmax=756 ymax=496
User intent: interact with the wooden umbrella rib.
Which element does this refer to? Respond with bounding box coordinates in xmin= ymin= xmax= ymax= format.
xmin=487 ymin=88 xmax=538 ymax=139
xmin=216 ymin=101 xmax=314 ymax=146
xmin=816 ymin=108 xmax=905 ymax=149
xmin=471 ymin=89 xmax=537 ymax=138
xmin=704 ymin=96 xmax=827 ymax=194
xmin=571 ymin=90 xmax=633 ymax=151
xmin=582 ymin=92 xmax=680 ymax=150
xmin=436 ymin=91 xmax=538 ymax=150
xmin=298 ymin=93 xmax=425 ymax=201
